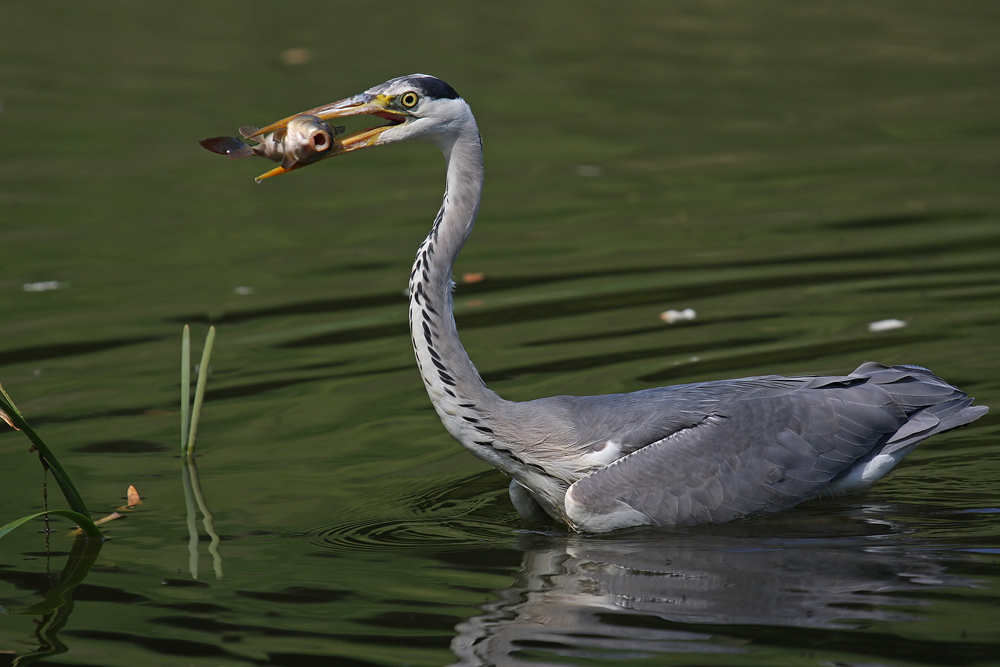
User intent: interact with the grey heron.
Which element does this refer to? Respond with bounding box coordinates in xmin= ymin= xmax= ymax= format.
xmin=214 ymin=74 xmax=988 ymax=532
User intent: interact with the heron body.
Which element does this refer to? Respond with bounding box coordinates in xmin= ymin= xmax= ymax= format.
xmin=210 ymin=74 xmax=988 ymax=532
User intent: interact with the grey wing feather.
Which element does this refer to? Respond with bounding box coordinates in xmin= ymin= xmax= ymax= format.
xmin=565 ymin=363 xmax=986 ymax=529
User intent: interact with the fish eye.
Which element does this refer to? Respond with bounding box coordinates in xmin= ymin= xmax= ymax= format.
xmin=399 ymin=92 xmax=419 ymax=108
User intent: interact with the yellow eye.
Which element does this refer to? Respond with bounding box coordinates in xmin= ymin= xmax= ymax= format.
xmin=399 ymin=92 xmax=419 ymax=108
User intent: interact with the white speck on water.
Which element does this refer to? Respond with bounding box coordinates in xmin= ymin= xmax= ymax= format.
xmin=234 ymin=286 xmax=255 ymax=295
xmin=660 ymin=308 xmax=697 ymax=324
xmin=23 ymin=280 xmax=66 ymax=292
xmin=868 ymin=318 xmax=906 ymax=333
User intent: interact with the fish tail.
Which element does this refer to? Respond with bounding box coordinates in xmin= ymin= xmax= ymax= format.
xmin=199 ymin=136 xmax=256 ymax=159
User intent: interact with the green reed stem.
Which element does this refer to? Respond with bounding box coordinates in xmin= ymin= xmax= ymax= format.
xmin=181 ymin=325 xmax=191 ymax=454
xmin=186 ymin=326 xmax=215 ymax=459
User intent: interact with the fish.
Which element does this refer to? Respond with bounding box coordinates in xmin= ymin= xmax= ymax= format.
xmin=199 ymin=114 xmax=344 ymax=181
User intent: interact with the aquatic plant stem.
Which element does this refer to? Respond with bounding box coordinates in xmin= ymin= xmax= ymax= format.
xmin=178 ymin=326 xmax=223 ymax=578
xmin=186 ymin=326 xmax=215 ymax=459
xmin=181 ymin=325 xmax=191 ymax=454
xmin=0 ymin=385 xmax=94 ymax=525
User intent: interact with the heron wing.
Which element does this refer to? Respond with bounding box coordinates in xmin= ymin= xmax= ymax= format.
xmin=565 ymin=374 xmax=907 ymax=530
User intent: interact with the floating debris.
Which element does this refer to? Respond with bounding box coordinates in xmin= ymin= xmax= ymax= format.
xmin=92 ymin=512 xmax=122 ymax=527
xmin=868 ymin=318 xmax=907 ymax=333
xmin=575 ymin=165 xmax=603 ymax=177
xmin=660 ymin=308 xmax=697 ymax=324
xmin=23 ymin=280 xmax=66 ymax=292
xmin=281 ymin=47 xmax=312 ymax=66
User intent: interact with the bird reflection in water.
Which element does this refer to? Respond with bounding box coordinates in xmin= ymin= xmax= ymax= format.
xmin=449 ymin=508 xmax=977 ymax=665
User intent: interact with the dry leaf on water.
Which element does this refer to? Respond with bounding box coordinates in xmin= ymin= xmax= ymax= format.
xmin=94 ymin=512 xmax=122 ymax=526
xmin=72 ymin=511 xmax=123 ymax=534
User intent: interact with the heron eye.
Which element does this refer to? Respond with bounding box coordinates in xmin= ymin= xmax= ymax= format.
xmin=400 ymin=92 xmax=419 ymax=108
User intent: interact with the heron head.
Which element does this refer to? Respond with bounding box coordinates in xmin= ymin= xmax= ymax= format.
xmin=249 ymin=74 xmax=471 ymax=181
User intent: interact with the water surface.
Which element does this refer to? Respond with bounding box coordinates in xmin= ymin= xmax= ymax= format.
xmin=1 ymin=1 xmax=998 ymax=665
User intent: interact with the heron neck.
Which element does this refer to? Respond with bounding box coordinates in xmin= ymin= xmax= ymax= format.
xmin=408 ymin=122 xmax=505 ymax=443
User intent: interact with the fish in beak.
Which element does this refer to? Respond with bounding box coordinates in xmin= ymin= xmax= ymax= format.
xmin=200 ymin=92 xmax=408 ymax=183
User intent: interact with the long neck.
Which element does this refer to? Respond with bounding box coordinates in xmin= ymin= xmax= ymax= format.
xmin=407 ymin=120 xmax=507 ymax=448
xmin=405 ymin=111 xmax=581 ymax=524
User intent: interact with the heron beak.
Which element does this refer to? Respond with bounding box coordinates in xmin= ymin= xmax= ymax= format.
xmin=250 ymin=93 xmax=407 ymax=181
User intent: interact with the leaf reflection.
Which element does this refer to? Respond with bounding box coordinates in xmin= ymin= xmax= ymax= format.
xmin=12 ymin=536 xmax=104 ymax=666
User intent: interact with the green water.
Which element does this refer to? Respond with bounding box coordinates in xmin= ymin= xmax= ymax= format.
xmin=2 ymin=1 xmax=999 ymax=665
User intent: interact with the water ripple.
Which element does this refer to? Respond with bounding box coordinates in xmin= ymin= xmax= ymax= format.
xmin=311 ymin=516 xmax=506 ymax=554
xmin=311 ymin=472 xmax=513 ymax=554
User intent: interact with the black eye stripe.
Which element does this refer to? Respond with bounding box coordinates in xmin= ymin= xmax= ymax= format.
xmin=413 ymin=76 xmax=459 ymax=100
xmin=380 ymin=75 xmax=461 ymax=102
